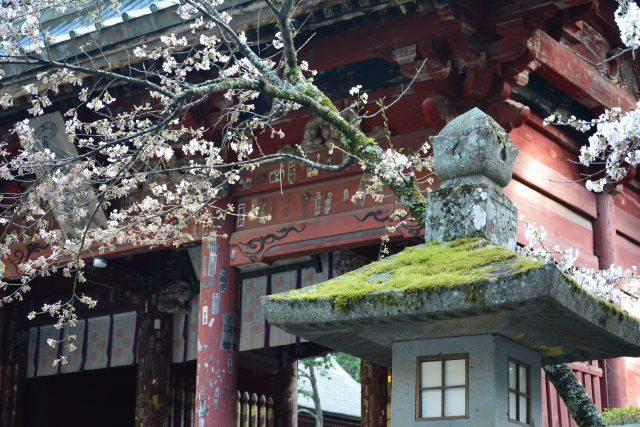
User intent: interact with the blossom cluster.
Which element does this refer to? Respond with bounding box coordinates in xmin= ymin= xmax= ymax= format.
xmin=544 ymin=105 xmax=640 ymax=191
xmin=518 ymin=217 xmax=639 ymax=307
xmin=616 ymin=0 xmax=640 ymax=50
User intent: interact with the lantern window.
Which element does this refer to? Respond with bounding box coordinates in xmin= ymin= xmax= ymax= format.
xmin=508 ymin=359 xmax=530 ymax=425
xmin=416 ymin=354 xmax=468 ymax=420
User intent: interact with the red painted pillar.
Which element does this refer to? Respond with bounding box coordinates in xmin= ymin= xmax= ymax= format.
xmin=360 ymin=360 xmax=389 ymax=427
xmin=594 ymin=188 xmax=629 ymax=409
xmin=195 ymin=202 xmax=240 ymax=427
xmin=594 ymin=191 xmax=619 ymax=270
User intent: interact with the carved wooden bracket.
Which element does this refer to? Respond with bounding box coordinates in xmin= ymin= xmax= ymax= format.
xmin=422 ymin=95 xmax=458 ymax=133
xmin=388 ymin=41 xmax=451 ymax=82
xmin=459 ymin=52 xmax=496 ymax=103
xmin=422 ymin=96 xmax=530 ymax=134
xmin=502 ymin=48 xmax=539 ymax=88
xmin=523 ymin=4 xmax=560 ymax=32
xmin=484 ymin=100 xmax=531 ymax=133
xmin=384 ymin=2 xmax=605 ymax=133
xmin=382 ymin=11 xmax=540 ymax=115
xmin=432 ymin=1 xmax=458 ymax=23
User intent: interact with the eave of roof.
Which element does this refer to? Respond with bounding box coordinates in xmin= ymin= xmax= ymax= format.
xmin=1 ymin=0 xmax=252 ymax=79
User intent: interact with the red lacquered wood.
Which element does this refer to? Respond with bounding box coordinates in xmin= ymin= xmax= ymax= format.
xmin=542 ymin=370 xmax=549 ymax=427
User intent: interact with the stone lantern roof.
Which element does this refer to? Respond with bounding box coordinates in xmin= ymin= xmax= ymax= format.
xmin=260 ymin=109 xmax=640 ymax=368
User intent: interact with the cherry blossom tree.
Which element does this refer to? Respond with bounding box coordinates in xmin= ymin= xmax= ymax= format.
xmin=0 ymin=0 xmax=431 ymax=334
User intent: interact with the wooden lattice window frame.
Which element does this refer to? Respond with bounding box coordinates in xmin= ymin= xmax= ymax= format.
xmin=508 ymin=358 xmax=531 ymax=426
xmin=415 ymin=353 xmax=469 ymax=421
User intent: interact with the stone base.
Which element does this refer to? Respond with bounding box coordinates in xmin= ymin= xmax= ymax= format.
xmin=426 ymin=177 xmax=517 ymax=251
xmin=391 ymin=334 xmax=542 ymax=427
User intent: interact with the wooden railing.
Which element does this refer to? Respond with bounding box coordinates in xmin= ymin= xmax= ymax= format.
xmin=237 ymin=391 xmax=274 ymax=427
xmin=170 ymin=376 xmax=195 ymax=427
xmin=542 ymin=361 xmax=604 ymax=427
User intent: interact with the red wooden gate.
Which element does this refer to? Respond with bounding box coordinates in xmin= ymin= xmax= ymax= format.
xmin=542 ymin=361 xmax=604 ymax=427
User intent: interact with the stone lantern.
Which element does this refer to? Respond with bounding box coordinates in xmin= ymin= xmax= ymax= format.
xmin=260 ymin=109 xmax=640 ymax=427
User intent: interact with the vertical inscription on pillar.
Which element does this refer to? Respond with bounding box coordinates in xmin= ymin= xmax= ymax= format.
xmin=208 ymin=254 xmax=217 ymax=278
xmin=288 ymin=161 xmax=296 ymax=184
xmin=202 ymin=306 xmax=208 ymax=326
xmin=219 ymin=268 xmax=227 ymax=293
xmin=221 ymin=314 xmax=239 ymax=352
xmin=237 ymin=203 xmax=245 ymax=228
xmin=212 ymin=294 xmax=220 ymax=315
xmin=314 ymin=192 xmax=322 ymax=216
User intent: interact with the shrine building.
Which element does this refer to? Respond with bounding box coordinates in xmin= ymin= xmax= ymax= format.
xmin=0 ymin=0 xmax=639 ymax=426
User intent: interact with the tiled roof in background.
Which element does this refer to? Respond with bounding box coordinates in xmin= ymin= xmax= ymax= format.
xmin=298 ymin=359 xmax=361 ymax=420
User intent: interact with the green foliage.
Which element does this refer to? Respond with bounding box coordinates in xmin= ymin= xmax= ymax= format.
xmin=298 ymin=356 xmax=333 ymax=399
xmin=602 ymin=406 xmax=640 ymax=425
xmin=334 ymin=353 xmax=361 ymax=382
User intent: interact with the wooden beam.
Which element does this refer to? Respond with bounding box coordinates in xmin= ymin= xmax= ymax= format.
xmin=2 ymin=239 xmax=168 ymax=278
xmin=512 ymin=150 xmax=597 ymax=219
xmin=229 ymin=204 xmax=423 ymax=267
xmin=0 ymin=0 xmax=433 ymax=100
xmin=569 ymin=361 xmax=603 ymax=377
xmin=300 ymin=10 xmax=461 ymax=71
xmin=616 ymin=206 xmax=640 ymax=245
xmin=617 ymin=233 xmax=640 ymax=270
xmin=490 ymin=0 xmax=592 ymax=24
xmin=233 ymin=129 xmax=432 ymax=199
xmin=506 ymin=179 xmax=599 ymax=267
xmin=525 ymin=112 xmax=582 ymax=154
xmin=529 ymin=29 xmax=637 ymax=112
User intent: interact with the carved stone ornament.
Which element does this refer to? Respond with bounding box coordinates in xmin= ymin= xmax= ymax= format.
xmin=426 ymin=108 xmax=519 ymax=250
xmin=430 ymin=108 xmax=518 ymax=188
xmin=334 ymin=250 xmax=368 ymax=276
xmin=157 ymin=280 xmax=193 ymax=314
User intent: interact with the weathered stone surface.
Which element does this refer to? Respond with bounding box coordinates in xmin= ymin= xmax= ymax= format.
xmin=425 ymin=180 xmax=518 ymax=251
xmin=431 ymin=108 xmax=518 ymax=189
xmin=426 ymin=108 xmax=519 ymax=250
xmin=261 ymin=253 xmax=640 ymax=367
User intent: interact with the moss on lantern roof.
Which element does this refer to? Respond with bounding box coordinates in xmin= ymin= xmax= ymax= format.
xmin=271 ymin=238 xmax=544 ymax=311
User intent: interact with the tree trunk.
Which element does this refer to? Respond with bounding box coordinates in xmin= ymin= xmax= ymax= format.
xmin=543 ymin=364 xmax=606 ymax=427
xmin=308 ymin=364 xmax=323 ymax=427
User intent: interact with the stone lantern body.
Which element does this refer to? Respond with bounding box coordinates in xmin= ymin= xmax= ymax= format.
xmin=393 ymin=335 xmax=542 ymax=427
xmin=261 ymin=109 xmax=640 ymax=427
